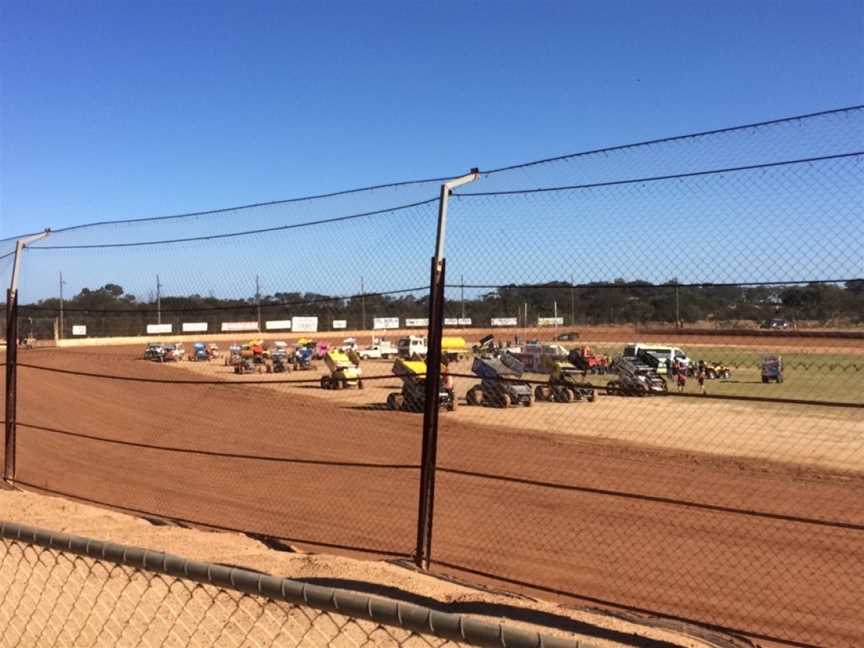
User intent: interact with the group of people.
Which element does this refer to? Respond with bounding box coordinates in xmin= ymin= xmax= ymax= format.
xmin=666 ymin=358 xmax=707 ymax=394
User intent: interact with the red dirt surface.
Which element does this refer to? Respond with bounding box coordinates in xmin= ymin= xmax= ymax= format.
xmin=7 ymin=345 xmax=864 ymax=648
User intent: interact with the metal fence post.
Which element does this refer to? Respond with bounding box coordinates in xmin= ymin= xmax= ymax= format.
xmin=4 ymin=289 xmax=18 ymax=482
xmin=415 ymin=170 xmax=479 ymax=570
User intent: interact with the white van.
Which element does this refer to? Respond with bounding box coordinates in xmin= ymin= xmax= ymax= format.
xmin=623 ymin=343 xmax=689 ymax=374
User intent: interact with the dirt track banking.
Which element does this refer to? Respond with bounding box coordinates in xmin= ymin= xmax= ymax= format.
xmin=8 ymin=345 xmax=864 ymax=648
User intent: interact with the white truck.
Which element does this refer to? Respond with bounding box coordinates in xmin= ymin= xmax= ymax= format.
xmin=359 ymin=340 xmax=397 ymax=360
xmin=398 ymin=336 xmax=427 ymax=359
xmin=398 ymin=335 xmax=468 ymax=361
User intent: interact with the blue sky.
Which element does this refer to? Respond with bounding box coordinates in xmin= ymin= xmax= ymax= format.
xmin=1 ymin=1 xmax=862 ymax=302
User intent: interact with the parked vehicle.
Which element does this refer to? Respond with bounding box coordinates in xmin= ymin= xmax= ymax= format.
xmin=144 ymin=342 xmax=164 ymax=361
xmin=535 ymin=361 xmax=597 ymax=402
xmin=190 ymin=342 xmax=209 ymax=361
xmin=234 ymin=346 xmax=263 ymax=374
xmin=607 ymin=357 xmax=668 ymax=396
xmin=761 ymin=355 xmax=784 ymax=383
xmin=760 ymin=319 xmax=789 ymax=330
xmin=359 ymin=341 xmax=397 ymax=360
xmin=622 ymin=343 xmax=690 ymax=374
xmin=397 ymin=336 xmax=466 ymax=361
xmin=320 ymin=349 xmax=363 ymax=390
xmin=696 ymin=360 xmax=731 ymax=379
xmin=568 ymin=346 xmax=608 ymax=374
xmin=293 ymin=346 xmax=316 ymax=371
xmin=554 ymin=331 xmax=580 ymax=342
xmin=466 ymin=353 xmax=533 ymax=408
xmin=512 ymin=341 xmax=569 ymax=373
xmin=268 ymin=349 xmax=291 ymax=373
xmin=315 ymin=342 xmax=330 ymax=359
xmin=386 ymin=358 xmax=456 ymax=412
xmin=224 ymin=344 xmax=242 ymax=367
xmin=161 ymin=344 xmax=181 ymax=362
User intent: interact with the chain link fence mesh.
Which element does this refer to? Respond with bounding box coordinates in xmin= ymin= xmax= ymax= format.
xmin=1 ymin=522 xmax=580 ymax=648
xmin=1 ymin=106 xmax=862 ymax=648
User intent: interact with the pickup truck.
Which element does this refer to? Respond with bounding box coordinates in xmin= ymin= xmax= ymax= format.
xmin=359 ymin=342 xmax=396 ymax=360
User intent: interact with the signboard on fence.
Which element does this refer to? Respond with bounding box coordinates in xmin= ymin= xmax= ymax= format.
xmin=292 ymin=316 xmax=318 ymax=333
xmin=72 ymin=325 xmax=87 ymax=336
xmin=265 ymin=320 xmax=292 ymax=331
xmin=405 ymin=318 xmax=428 ymax=327
xmin=221 ymin=321 xmax=258 ymax=332
xmin=444 ymin=318 xmax=472 ymax=326
xmin=146 ymin=323 xmax=172 ymax=334
xmin=182 ymin=322 xmax=208 ymax=333
xmin=537 ymin=317 xmax=564 ymax=327
xmin=491 ymin=318 xmax=518 ymax=327
xmin=332 ymin=320 xmax=347 ymax=329
xmin=373 ymin=317 xmax=400 ymax=330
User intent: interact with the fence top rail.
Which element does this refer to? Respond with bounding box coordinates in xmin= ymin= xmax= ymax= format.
xmin=0 ymin=519 xmax=592 ymax=648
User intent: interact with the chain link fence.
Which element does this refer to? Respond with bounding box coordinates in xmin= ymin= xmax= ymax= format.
xmin=1 ymin=106 xmax=862 ymax=647
xmin=0 ymin=521 xmax=588 ymax=648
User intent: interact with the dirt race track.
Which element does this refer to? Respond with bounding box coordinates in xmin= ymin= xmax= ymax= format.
xmin=5 ymin=344 xmax=864 ymax=648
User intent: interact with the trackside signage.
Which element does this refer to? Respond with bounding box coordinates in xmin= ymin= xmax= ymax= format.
xmin=72 ymin=325 xmax=87 ymax=336
xmin=221 ymin=321 xmax=258 ymax=332
xmin=405 ymin=318 xmax=428 ymax=327
xmin=265 ymin=320 xmax=292 ymax=331
xmin=444 ymin=318 xmax=472 ymax=326
xmin=146 ymin=323 xmax=172 ymax=334
xmin=292 ymin=316 xmax=318 ymax=333
xmin=332 ymin=320 xmax=347 ymax=329
xmin=537 ymin=317 xmax=564 ymax=327
xmin=491 ymin=318 xmax=518 ymax=327
xmin=373 ymin=317 xmax=400 ymax=330
xmin=182 ymin=322 xmax=208 ymax=333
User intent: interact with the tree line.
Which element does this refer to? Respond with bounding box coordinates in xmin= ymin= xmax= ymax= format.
xmin=16 ymin=279 xmax=863 ymax=338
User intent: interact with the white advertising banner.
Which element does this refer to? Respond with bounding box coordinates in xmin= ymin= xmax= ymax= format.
xmin=72 ymin=325 xmax=87 ymax=336
xmin=458 ymin=318 xmax=472 ymax=326
xmin=292 ymin=316 xmax=319 ymax=333
xmin=373 ymin=317 xmax=400 ymax=330
xmin=221 ymin=321 xmax=259 ymax=332
xmin=146 ymin=323 xmax=172 ymax=334
xmin=405 ymin=318 xmax=429 ymax=328
xmin=331 ymin=320 xmax=347 ymax=329
xmin=265 ymin=320 xmax=292 ymax=331
xmin=491 ymin=318 xmax=518 ymax=327
xmin=444 ymin=318 xmax=458 ymax=326
xmin=182 ymin=322 xmax=208 ymax=333
xmin=537 ymin=317 xmax=564 ymax=327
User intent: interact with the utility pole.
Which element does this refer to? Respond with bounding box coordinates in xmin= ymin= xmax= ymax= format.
xmin=553 ymin=300 xmax=558 ymax=331
xmin=460 ymin=274 xmax=465 ymax=323
xmin=59 ymin=271 xmax=66 ymax=340
xmin=523 ymin=302 xmax=528 ymax=333
xmin=360 ymin=276 xmax=366 ymax=331
xmin=675 ymin=285 xmax=680 ymax=329
xmin=570 ymin=274 xmax=576 ymax=326
xmin=255 ymin=275 xmax=262 ymax=331
xmin=156 ymin=274 xmax=163 ymax=325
